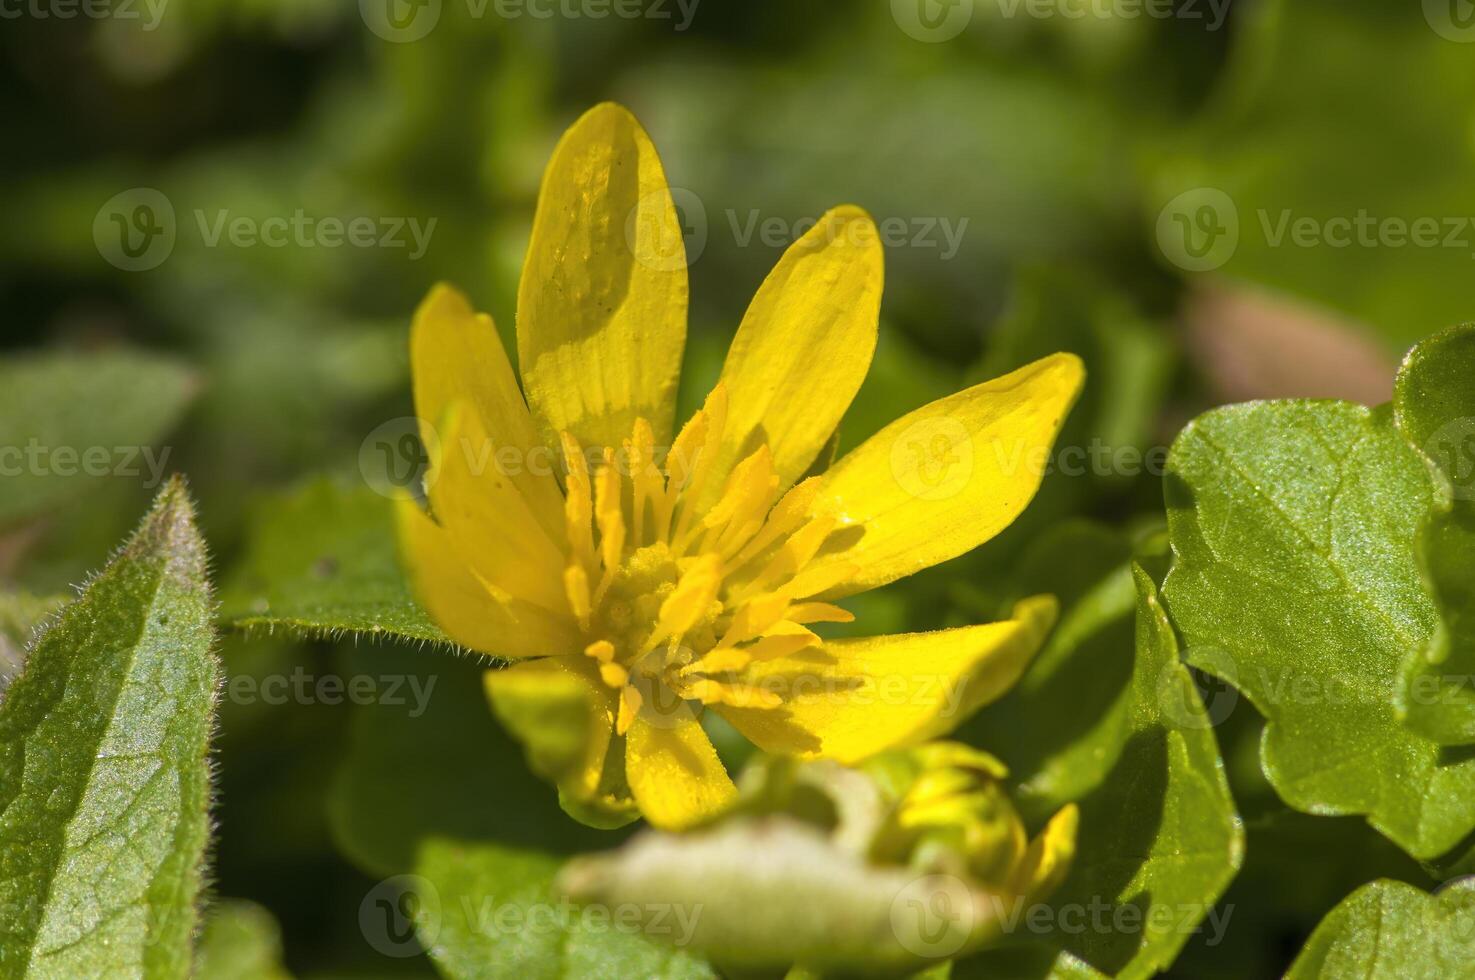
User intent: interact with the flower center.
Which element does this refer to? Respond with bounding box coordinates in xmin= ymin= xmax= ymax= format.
xmin=556 ymin=384 xmax=857 ymax=734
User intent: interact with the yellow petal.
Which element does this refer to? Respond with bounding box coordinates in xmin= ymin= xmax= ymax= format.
xmin=517 ymin=102 xmax=687 ymax=453
xmin=716 ymin=596 xmax=1056 ymax=764
xmin=426 ymin=402 xmax=569 ymax=613
xmin=624 ymin=714 xmax=737 ymax=830
xmin=697 ymin=206 xmax=882 ymax=509
xmin=1010 ymin=804 xmax=1079 ymax=902
xmin=799 ymin=353 xmax=1083 ymax=598
xmin=396 ymin=496 xmax=581 ymax=659
xmin=483 ymin=659 xmax=620 ymax=809
xmin=411 ymin=283 xmax=565 ymax=545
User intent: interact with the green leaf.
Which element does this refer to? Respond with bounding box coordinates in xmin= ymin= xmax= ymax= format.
xmin=1169 ymin=809 xmax=1434 ymax=980
xmin=1392 ymin=324 xmax=1475 ymax=743
xmin=195 ymin=901 xmax=292 ymax=980
xmin=1041 ymin=565 xmax=1242 ymax=978
xmin=1162 ymin=399 xmax=1475 ymax=859
xmin=1285 ymin=878 xmax=1475 ymax=979
xmin=412 ymin=838 xmax=716 ymax=980
xmin=0 ymin=350 xmax=197 ymax=528
xmin=220 ymin=477 xmax=448 ymax=646
xmin=0 ymin=478 xmax=218 ymax=978
xmin=328 ymin=645 xmax=611 ymax=879
xmin=954 ymin=946 xmax=1106 ymax=980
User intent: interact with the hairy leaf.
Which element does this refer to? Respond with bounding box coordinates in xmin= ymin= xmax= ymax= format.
xmin=0 ymin=592 xmax=65 ymax=701
xmin=220 ymin=478 xmax=448 ymax=645
xmin=0 ymin=479 xmax=218 ymax=978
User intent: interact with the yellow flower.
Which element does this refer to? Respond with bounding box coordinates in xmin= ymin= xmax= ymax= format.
xmin=396 ymin=102 xmax=1084 ymax=831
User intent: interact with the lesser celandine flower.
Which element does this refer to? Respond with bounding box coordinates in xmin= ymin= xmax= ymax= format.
xmin=396 ymin=102 xmax=1083 ymax=830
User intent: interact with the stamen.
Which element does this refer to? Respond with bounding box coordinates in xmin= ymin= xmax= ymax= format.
xmin=681 ymin=678 xmax=781 ymax=710
xmin=553 ymin=390 xmax=853 ymax=734
xmin=669 ymin=383 xmax=728 ymax=545
xmin=564 ymin=564 xmax=592 ymax=628
xmin=560 ymin=431 xmax=596 ymax=576
xmin=646 ymin=553 xmax=722 ymax=652
xmin=731 ymin=514 xmax=836 ymax=601
xmin=739 ymin=630 xmax=819 ymax=662
xmin=787 ymin=602 xmax=854 ymax=624
xmin=681 ymin=646 xmax=752 ymax=676
xmin=718 ymin=592 xmax=790 ymax=647
xmin=728 ymin=477 xmax=823 ymax=570
xmin=593 ymin=447 xmax=625 ymax=604
xmin=627 ymin=418 xmax=659 ymax=547
xmin=616 ymin=685 xmax=642 ymax=735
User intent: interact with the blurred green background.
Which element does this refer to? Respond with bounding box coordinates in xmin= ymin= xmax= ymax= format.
xmin=3 ymin=0 xmax=1472 ymax=974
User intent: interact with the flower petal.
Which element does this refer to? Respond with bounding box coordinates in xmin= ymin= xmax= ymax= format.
xmin=411 ymin=283 xmax=566 ymax=544
xmin=801 ymin=353 xmax=1084 ymax=598
xmin=517 ymin=102 xmax=688 ymax=453
xmin=483 ymin=658 xmax=634 ymax=825
xmin=716 ymin=597 xmax=1057 ymax=764
xmin=1010 ymin=803 xmax=1078 ymax=902
xmin=395 ymin=496 xmax=581 ymax=659
xmin=697 ymin=206 xmax=882 ymax=508
xmin=426 ymin=401 xmax=570 ymax=614
xmin=624 ymin=713 xmax=737 ymax=830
